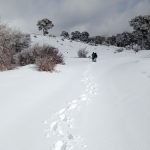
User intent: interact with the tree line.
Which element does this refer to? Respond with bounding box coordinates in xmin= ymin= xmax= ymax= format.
xmin=37 ymin=15 xmax=150 ymax=49
xmin=36 ymin=15 xmax=150 ymax=50
xmin=59 ymin=15 xmax=150 ymax=50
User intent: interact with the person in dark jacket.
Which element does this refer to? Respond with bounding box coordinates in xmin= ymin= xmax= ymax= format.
xmin=92 ymin=52 xmax=98 ymax=62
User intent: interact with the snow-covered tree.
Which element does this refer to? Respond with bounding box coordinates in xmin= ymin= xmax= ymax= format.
xmin=37 ymin=18 xmax=54 ymax=36
xmin=130 ymin=15 xmax=150 ymax=49
xmin=60 ymin=31 xmax=69 ymax=38
xmin=88 ymin=37 xmax=96 ymax=45
xmin=106 ymin=36 xmax=116 ymax=46
xmin=94 ymin=36 xmax=105 ymax=45
xmin=71 ymin=31 xmax=81 ymax=40
xmin=115 ymin=32 xmax=134 ymax=47
xmin=80 ymin=32 xmax=89 ymax=42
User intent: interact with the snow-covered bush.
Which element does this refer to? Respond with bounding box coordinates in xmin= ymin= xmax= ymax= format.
xmin=0 ymin=51 xmax=12 ymax=71
xmin=36 ymin=46 xmax=64 ymax=71
xmin=0 ymin=24 xmax=15 ymax=70
xmin=0 ymin=23 xmax=31 ymax=71
xmin=78 ymin=48 xmax=88 ymax=58
xmin=15 ymin=44 xmax=64 ymax=71
xmin=13 ymin=44 xmax=39 ymax=66
xmin=12 ymin=31 xmax=31 ymax=53
xmin=36 ymin=56 xmax=56 ymax=72
xmin=114 ymin=48 xmax=124 ymax=53
xmin=14 ymin=50 xmax=34 ymax=66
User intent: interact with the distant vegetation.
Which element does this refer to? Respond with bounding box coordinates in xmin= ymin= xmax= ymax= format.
xmin=0 ymin=15 xmax=149 ymax=72
xmin=61 ymin=15 xmax=150 ymax=51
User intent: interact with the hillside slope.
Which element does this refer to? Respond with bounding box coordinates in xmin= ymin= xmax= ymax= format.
xmin=0 ymin=35 xmax=150 ymax=150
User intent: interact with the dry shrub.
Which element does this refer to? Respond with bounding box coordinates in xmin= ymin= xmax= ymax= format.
xmin=0 ymin=24 xmax=14 ymax=70
xmin=35 ymin=45 xmax=64 ymax=71
xmin=11 ymin=31 xmax=31 ymax=53
xmin=0 ymin=51 xmax=12 ymax=71
xmin=14 ymin=50 xmax=35 ymax=66
xmin=78 ymin=48 xmax=88 ymax=58
xmin=15 ymin=44 xmax=64 ymax=71
xmin=0 ymin=23 xmax=31 ymax=71
xmin=14 ymin=44 xmax=41 ymax=66
xmin=36 ymin=56 xmax=56 ymax=72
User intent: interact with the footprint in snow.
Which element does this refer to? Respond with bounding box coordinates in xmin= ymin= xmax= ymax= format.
xmin=44 ymin=68 xmax=98 ymax=150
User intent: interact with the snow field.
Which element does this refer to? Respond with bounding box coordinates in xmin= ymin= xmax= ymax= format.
xmin=43 ymin=64 xmax=98 ymax=150
xmin=0 ymin=35 xmax=150 ymax=150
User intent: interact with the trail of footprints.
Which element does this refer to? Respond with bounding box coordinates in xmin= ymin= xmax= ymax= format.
xmin=44 ymin=67 xmax=98 ymax=150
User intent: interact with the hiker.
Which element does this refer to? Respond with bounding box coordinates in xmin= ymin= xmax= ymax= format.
xmin=92 ymin=52 xmax=97 ymax=62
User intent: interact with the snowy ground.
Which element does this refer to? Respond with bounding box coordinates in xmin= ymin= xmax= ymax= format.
xmin=0 ymin=35 xmax=150 ymax=150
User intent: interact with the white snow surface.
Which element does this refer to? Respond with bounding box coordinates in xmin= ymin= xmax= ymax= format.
xmin=0 ymin=34 xmax=150 ymax=150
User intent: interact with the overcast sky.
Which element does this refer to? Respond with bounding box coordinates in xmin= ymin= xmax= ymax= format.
xmin=0 ymin=0 xmax=149 ymax=36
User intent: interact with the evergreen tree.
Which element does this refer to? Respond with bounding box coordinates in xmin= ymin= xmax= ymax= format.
xmin=130 ymin=15 xmax=150 ymax=49
xmin=80 ymin=32 xmax=89 ymax=42
xmin=37 ymin=18 xmax=54 ymax=36
xmin=71 ymin=31 xmax=81 ymax=40
xmin=60 ymin=31 xmax=69 ymax=38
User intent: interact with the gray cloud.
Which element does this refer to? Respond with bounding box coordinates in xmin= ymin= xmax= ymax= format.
xmin=0 ymin=0 xmax=149 ymax=36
